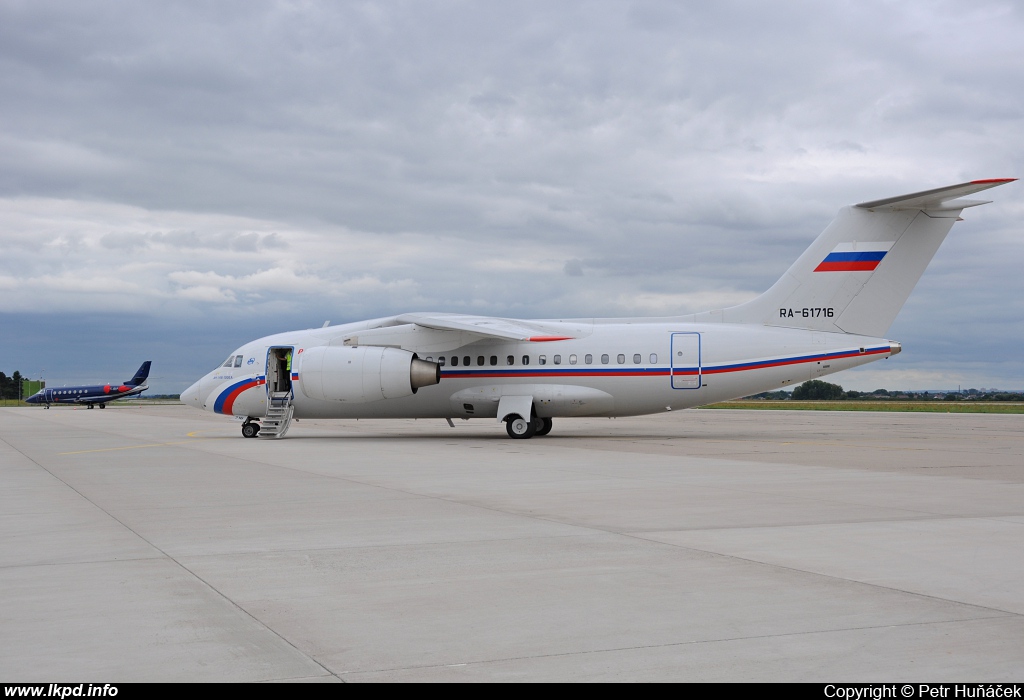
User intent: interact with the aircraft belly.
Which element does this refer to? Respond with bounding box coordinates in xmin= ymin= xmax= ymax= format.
xmin=448 ymin=384 xmax=616 ymax=419
xmin=290 ymin=375 xmax=672 ymax=419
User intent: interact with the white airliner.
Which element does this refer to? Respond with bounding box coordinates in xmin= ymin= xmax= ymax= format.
xmin=181 ymin=179 xmax=1014 ymax=439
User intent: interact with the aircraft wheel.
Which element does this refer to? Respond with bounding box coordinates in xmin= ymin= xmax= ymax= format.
xmin=87 ymin=404 xmax=94 ymax=409
xmin=241 ymin=422 xmax=259 ymax=439
xmin=535 ymin=417 xmax=553 ymax=436
xmin=505 ymin=414 xmax=536 ymax=439
xmin=98 ymin=404 xmax=106 ymax=409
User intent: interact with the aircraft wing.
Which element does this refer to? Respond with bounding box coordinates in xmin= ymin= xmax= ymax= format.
xmin=335 ymin=313 xmax=576 ymax=352
xmin=394 ymin=313 xmax=574 ymax=342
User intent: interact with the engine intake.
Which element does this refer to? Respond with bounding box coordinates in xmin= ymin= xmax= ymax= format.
xmin=299 ymin=346 xmax=440 ymax=403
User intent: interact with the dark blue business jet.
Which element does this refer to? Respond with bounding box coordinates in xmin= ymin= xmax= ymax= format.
xmin=26 ymin=362 xmax=151 ymax=409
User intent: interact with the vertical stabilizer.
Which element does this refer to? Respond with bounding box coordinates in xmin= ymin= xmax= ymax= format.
xmin=127 ymin=361 xmax=152 ymax=386
xmin=713 ymin=179 xmax=1014 ymax=337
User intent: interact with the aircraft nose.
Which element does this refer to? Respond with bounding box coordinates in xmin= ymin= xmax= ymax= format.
xmin=180 ymin=380 xmax=203 ymax=409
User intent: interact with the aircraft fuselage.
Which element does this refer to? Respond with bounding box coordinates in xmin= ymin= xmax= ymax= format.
xmin=182 ymin=317 xmax=897 ymax=421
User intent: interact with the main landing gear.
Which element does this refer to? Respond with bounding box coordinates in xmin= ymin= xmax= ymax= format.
xmin=241 ymin=419 xmax=261 ymax=438
xmin=505 ymin=414 xmax=553 ymax=439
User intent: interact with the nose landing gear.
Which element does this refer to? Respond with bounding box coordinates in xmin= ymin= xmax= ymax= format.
xmin=241 ymin=419 xmax=261 ymax=438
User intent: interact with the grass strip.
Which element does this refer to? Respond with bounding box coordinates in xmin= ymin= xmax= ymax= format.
xmin=700 ymin=400 xmax=1024 ymax=413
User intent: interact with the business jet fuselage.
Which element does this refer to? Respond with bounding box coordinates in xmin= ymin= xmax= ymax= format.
xmin=26 ymin=361 xmax=151 ymax=409
xmin=180 ymin=179 xmax=1014 ymax=439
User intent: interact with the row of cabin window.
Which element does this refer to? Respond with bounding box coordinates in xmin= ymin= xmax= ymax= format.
xmin=427 ymin=353 xmax=659 ymax=367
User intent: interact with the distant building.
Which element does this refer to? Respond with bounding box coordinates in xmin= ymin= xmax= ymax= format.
xmin=21 ymin=379 xmax=44 ymax=398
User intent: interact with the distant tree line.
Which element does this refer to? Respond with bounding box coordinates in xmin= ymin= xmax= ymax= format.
xmin=1 ymin=370 xmax=47 ymax=402
xmin=749 ymin=380 xmax=1023 ymax=401
xmin=0 ymin=371 xmax=25 ymax=400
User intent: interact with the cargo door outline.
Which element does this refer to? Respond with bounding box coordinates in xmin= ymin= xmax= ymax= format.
xmin=670 ymin=332 xmax=701 ymax=390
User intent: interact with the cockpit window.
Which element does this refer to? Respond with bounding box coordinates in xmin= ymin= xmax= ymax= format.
xmin=221 ymin=354 xmax=244 ymax=369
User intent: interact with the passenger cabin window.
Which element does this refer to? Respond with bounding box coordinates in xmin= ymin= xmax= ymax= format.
xmin=617 ymin=354 xmax=625 ymax=364
xmin=601 ymin=354 xmax=609 ymax=364
xmin=477 ymin=356 xmax=484 ymax=366
xmin=538 ymin=355 xmax=547 ymax=365
xmin=569 ymin=354 xmax=577 ymax=365
xmin=490 ymin=356 xmax=497 ymax=366
xmin=633 ymin=354 xmax=642 ymax=364
xmin=438 ymin=357 xmax=446 ymax=366
xmin=650 ymin=353 xmax=658 ymax=363
xmin=507 ymin=355 xmax=515 ymax=365
xmin=553 ymin=355 xmax=561 ymax=365
xmin=463 ymin=356 xmax=470 ymax=366
xmin=585 ymin=354 xmax=593 ymax=364
xmin=451 ymin=356 xmax=459 ymax=366
xmin=522 ymin=355 xmax=530 ymax=365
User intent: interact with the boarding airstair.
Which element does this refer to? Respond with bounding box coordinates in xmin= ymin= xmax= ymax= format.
xmin=259 ymin=392 xmax=294 ymax=439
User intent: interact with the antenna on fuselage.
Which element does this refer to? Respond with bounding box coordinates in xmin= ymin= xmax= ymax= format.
xmin=322 ymin=321 xmax=331 ymax=328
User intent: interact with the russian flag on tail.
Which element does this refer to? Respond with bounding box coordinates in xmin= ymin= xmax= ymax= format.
xmin=814 ymin=241 xmax=894 ymax=272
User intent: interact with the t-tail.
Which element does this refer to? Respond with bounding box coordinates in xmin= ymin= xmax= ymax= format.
xmin=127 ymin=361 xmax=152 ymax=386
xmin=710 ymin=179 xmax=1015 ymax=336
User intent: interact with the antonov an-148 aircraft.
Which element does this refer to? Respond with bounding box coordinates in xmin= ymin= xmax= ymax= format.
xmin=181 ymin=179 xmax=1014 ymax=439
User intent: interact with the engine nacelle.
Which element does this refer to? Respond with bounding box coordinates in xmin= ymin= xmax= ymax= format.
xmin=299 ymin=346 xmax=440 ymax=403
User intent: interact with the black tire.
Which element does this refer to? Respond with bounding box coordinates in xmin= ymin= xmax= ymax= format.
xmin=505 ymin=414 xmax=536 ymax=439
xmin=242 ymin=423 xmax=259 ymax=438
xmin=98 ymin=403 xmax=105 ymax=409
xmin=87 ymin=404 xmax=94 ymax=409
xmin=535 ymin=417 xmax=553 ymax=436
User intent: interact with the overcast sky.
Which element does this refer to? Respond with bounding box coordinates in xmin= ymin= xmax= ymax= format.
xmin=1 ymin=0 xmax=1021 ymax=394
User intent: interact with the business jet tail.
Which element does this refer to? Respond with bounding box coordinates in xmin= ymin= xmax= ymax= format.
xmin=716 ymin=179 xmax=1015 ymax=337
xmin=126 ymin=361 xmax=152 ymax=386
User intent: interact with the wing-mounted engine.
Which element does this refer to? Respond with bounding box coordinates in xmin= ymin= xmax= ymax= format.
xmin=299 ymin=346 xmax=440 ymax=403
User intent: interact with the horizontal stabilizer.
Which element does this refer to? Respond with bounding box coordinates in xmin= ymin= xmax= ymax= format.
xmin=857 ymin=179 xmax=1015 ymax=211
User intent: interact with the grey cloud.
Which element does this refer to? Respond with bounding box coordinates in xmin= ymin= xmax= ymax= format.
xmin=99 ymin=229 xmax=288 ymax=252
xmin=0 ymin=1 xmax=1022 ymax=388
xmin=99 ymin=232 xmax=146 ymax=251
